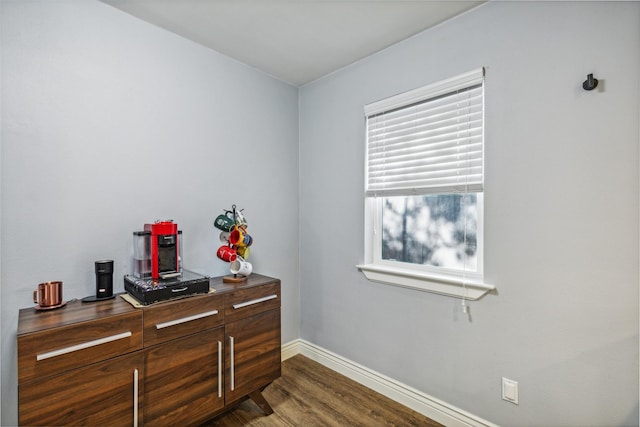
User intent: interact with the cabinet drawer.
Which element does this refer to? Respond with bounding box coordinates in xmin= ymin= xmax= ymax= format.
xmin=224 ymin=282 xmax=280 ymax=323
xmin=143 ymin=293 xmax=224 ymax=347
xmin=18 ymin=311 xmax=142 ymax=384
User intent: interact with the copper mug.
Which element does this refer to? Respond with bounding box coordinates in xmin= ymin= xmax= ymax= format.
xmin=33 ymin=281 xmax=63 ymax=307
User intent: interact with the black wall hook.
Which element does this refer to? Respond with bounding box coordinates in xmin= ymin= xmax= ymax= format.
xmin=582 ymin=73 xmax=598 ymax=91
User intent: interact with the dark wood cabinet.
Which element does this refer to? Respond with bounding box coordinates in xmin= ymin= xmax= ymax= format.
xmin=224 ymin=283 xmax=281 ymax=406
xmin=17 ymin=274 xmax=281 ymax=426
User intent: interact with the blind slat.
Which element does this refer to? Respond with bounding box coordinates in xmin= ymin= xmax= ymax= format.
xmin=365 ymin=68 xmax=484 ymax=116
xmin=368 ymin=95 xmax=482 ymax=134
xmin=368 ymin=88 xmax=483 ymax=126
xmin=369 ymin=156 xmax=483 ymax=176
xmin=368 ymin=116 xmax=483 ymax=144
xmin=368 ymin=124 xmax=482 ymax=152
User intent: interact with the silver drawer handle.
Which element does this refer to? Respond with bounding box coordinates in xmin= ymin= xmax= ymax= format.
xmin=36 ymin=331 xmax=133 ymax=361
xmin=232 ymin=294 xmax=278 ymax=309
xmin=230 ymin=336 xmax=235 ymax=391
xmin=171 ymin=287 xmax=188 ymax=293
xmin=133 ymin=368 xmax=139 ymax=427
xmin=155 ymin=310 xmax=219 ymax=330
xmin=217 ymin=340 xmax=222 ymax=398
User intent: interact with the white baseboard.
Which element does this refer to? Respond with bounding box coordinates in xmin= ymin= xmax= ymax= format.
xmin=281 ymin=339 xmax=497 ymax=427
xmin=281 ymin=339 xmax=301 ymax=361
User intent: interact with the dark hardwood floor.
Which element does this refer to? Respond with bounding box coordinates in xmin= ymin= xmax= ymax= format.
xmin=206 ymin=354 xmax=443 ymax=427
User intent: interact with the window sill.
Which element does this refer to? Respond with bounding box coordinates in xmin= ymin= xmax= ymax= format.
xmin=356 ymin=264 xmax=495 ymax=300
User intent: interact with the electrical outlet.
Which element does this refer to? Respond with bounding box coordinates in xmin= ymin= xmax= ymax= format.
xmin=502 ymin=377 xmax=518 ymax=404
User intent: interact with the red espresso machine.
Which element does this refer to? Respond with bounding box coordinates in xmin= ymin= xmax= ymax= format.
xmin=133 ymin=220 xmax=182 ymax=279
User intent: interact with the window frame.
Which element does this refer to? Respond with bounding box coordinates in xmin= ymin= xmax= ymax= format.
xmin=357 ymin=69 xmax=494 ymax=300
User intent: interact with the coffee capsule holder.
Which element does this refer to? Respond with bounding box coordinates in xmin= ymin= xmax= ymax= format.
xmin=214 ymin=204 xmax=253 ymax=283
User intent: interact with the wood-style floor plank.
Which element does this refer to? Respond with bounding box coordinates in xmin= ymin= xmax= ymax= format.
xmin=205 ymin=354 xmax=443 ymax=427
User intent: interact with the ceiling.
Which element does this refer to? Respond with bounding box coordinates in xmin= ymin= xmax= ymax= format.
xmin=100 ymin=0 xmax=484 ymax=87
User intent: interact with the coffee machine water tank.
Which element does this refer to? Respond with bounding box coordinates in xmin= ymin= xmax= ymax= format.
xmin=133 ymin=231 xmax=151 ymax=278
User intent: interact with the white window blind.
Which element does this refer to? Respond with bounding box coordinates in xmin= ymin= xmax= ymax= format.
xmin=365 ymin=68 xmax=484 ymax=197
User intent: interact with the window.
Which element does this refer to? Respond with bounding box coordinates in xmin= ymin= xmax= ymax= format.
xmin=357 ymin=68 xmax=494 ymax=299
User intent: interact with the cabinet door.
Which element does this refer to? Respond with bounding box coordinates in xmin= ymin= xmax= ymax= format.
xmin=144 ymin=327 xmax=225 ymax=426
xmin=19 ymin=352 xmax=143 ymax=427
xmin=225 ymin=309 xmax=281 ymax=405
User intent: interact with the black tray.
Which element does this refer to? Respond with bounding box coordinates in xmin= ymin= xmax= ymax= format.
xmin=124 ymin=270 xmax=210 ymax=305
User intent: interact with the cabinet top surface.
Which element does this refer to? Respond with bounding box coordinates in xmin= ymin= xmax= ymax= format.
xmin=209 ymin=273 xmax=279 ymax=294
xmin=18 ymin=273 xmax=279 ymax=336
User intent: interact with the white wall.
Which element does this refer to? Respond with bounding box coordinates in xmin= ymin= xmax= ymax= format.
xmin=299 ymin=2 xmax=639 ymax=426
xmin=1 ymin=1 xmax=299 ymax=425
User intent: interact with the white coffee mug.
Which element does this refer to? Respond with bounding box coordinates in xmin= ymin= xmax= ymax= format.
xmin=219 ymin=231 xmax=230 ymax=243
xmin=230 ymin=256 xmax=252 ymax=276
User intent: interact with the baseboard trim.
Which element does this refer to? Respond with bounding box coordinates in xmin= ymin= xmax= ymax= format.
xmin=281 ymin=339 xmax=300 ymax=361
xmin=281 ymin=339 xmax=497 ymax=427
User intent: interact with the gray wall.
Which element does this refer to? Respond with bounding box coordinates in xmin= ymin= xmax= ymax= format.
xmin=299 ymin=2 xmax=639 ymax=426
xmin=1 ymin=1 xmax=299 ymax=425
xmin=2 ymin=1 xmax=639 ymax=426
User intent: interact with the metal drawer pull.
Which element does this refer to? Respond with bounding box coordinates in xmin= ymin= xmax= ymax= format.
xmin=155 ymin=310 xmax=219 ymax=330
xmin=133 ymin=368 xmax=139 ymax=427
xmin=171 ymin=287 xmax=188 ymax=293
xmin=36 ymin=331 xmax=133 ymax=361
xmin=230 ymin=336 xmax=235 ymax=391
xmin=232 ymin=294 xmax=278 ymax=309
xmin=217 ymin=340 xmax=223 ymax=398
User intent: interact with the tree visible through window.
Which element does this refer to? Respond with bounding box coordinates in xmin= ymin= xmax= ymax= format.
xmin=381 ymin=194 xmax=477 ymax=271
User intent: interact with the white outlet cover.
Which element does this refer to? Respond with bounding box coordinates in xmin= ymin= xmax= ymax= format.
xmin=502 ymin=377 xmax=519 ymax=404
